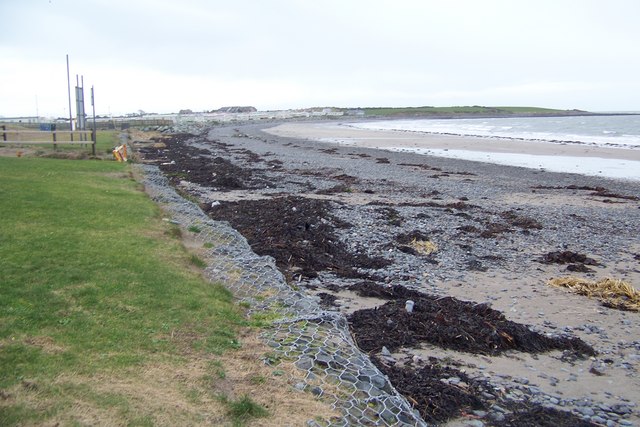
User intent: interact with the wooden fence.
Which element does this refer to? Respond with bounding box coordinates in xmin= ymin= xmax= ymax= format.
xmin=1 ymin=125 xmax=96 ymax=155
xmin=90 ymin=119 xmax=174 ymax=130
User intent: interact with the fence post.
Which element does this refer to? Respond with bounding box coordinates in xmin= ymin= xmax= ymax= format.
xmin=52 ymin=124 xmax=57 ymax=150
xmin=1 ymin=125 xmax=6 ymax=142
xmin=92 ymin=129 xmax=96 ymax=156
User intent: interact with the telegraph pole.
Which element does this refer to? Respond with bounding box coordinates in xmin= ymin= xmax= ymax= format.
xmin=66 ymin=54 xmax=74 ymax=140
xmin=91 ymin=86 xmax=96 ymax=156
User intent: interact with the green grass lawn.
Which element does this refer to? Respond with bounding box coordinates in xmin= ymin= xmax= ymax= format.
xmin=49 ymin=129 xmax=119 ymax=157
xmin=0 ymin=129 xmax=119 ymax=159
xmin=0 ymin=156 xmax=244 ymax=425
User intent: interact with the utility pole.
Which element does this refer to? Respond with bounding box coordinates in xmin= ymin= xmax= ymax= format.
xmin=91 ymin=86 xmax=96 ymax=156
xmin=66 ymin=54 xmax=74 ymax=140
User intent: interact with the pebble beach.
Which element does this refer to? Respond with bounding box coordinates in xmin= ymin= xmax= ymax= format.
xmin=138 ymin=120 xmax=640 ymax=426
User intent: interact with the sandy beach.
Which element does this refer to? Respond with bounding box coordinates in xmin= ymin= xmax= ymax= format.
xmin=137 ymin=121 xmax=640 ymax=426
xmin=265 ymin=122 xmax=640 ymax=161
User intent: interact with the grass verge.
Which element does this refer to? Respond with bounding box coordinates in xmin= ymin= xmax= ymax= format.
xmin=0 ymin=156 xmax=243 ymax=425
xmin=218 ymin=394 xmax=269 ymax=426
xmin=0 ymin=129 xmax=119 ymax=159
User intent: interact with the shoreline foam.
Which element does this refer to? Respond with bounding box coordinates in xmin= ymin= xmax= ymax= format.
xmin=265 ymin=122 xmax=640 ymax=181
xmin=349 ymin=116 xmax=640 ymax=150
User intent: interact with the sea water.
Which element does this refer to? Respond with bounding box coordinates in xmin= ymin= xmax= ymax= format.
xmin=351 ymin=115 xmax=640 ymax=149
xmin=349 ymin=115 xmax=640 ymax=180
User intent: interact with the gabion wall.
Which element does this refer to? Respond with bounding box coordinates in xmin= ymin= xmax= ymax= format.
xmin=139 ymin=164 xmax=426 ymax=426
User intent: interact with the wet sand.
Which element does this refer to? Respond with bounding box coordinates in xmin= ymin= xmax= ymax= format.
xmin=265 ymin=122 xmax=640 ymax=161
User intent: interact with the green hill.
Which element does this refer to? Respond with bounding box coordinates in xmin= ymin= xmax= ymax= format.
xmin=345 ymin=106 xmax=589 ymax=117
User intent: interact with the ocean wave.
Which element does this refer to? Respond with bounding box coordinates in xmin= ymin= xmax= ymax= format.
xmin=350 ymin=116 xmax=640 ymax=149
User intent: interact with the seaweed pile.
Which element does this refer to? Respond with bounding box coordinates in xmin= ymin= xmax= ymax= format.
xmin=538 ymin=250 xmax=601 ymax=273
xmin=347 ymin=282 xmax=595 ymax=357
xmin=347 ymin=282 xmax=597 ymax=425
xmin=204 ymin=196 xmax=391 ymax=282
xmin=137 ymin=133 xmax=271 ymax=190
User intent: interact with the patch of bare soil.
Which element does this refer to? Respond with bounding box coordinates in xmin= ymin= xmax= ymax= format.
xmin=203 ymin=196 xmax=391 ymax=282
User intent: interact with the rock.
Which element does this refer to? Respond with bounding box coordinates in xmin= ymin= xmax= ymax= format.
xmin=491 ymin=404 xmax=507 ymax=413
xmin=490 ymin=412 xmax=505 ymax=422
xmin=355 ymin=380 xmax=370 ymax=391
xmin=380 ymin=346 xmax=392 ymax=357
xmin=379 ymin=409 xmax=397 ymax=423
xmin=447 ymin=376 xmax=461 ymax=385
xmin=314 ymin=352 xmax=332 ymax=367
xmin=295 ymin=357 xmax=314 ymax=370
xmin=367 ymin=386 xmax=384 ymax=397
xmin=576 ymin=407 xmax=595 ymax=416
xmin=310 ymin=386 xmax=323 ymax=396
xmin=370 ymin=374 xmax=387 ymax=390
xmin=611 ymin=404 xmax=632 ymax=415
xmin=340 ymin=372 xmax=358 ymax=383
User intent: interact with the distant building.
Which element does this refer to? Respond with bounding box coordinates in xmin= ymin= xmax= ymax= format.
xmin=0 ymin=116 xmax=42 ymax=123
xmin=217 ymin=106 xmax=258 ymax=113
xmin=344 ymin=109 xmax=366 ymax=116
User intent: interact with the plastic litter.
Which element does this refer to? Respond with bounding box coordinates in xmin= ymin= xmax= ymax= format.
xmin=113 ymin=144 xmax=128 ymax=162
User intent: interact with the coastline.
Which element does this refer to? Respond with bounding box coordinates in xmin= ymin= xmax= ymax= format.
xmin=265 ymin=122 xmax=640 ymax=180
xmin=265 ymin=122 xmax=640 ymax=160
xmin=137 ymin=122 xmax=640 ymax=426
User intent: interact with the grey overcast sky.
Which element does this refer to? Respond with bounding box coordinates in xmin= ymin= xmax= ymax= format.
xmin=1 ymin=0 xmax=639 ymax=117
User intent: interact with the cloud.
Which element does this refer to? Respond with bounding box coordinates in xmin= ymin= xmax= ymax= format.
xmin=2 ymin=0 xmax=640 ymax=115
xmin=425 ymin=81 xmax=604 ymax=109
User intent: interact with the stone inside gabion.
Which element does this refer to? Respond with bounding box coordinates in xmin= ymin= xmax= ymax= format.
xmin=139 ymin=164 xmax=426 ymax=426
